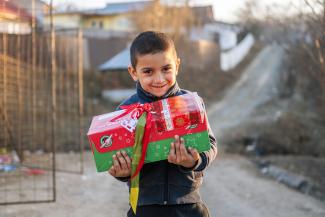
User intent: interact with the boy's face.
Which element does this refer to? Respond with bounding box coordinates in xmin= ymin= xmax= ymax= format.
xmin=128 ymin=48 xmax=180 ymax=97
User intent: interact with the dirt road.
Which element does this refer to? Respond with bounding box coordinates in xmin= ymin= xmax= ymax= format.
xmin=1 ymin=152 xmax=324 ymax=217
xmin=208 ymin=44 xmax=285 ymax=134
xmin=202 ymin=154 xmax=325 ymax=217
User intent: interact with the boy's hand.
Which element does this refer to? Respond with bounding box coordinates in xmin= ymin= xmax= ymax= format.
xmin=108 ymin=151 xmax=132 ymax=178
xmin=168 ymin=135 xmax=200 ymax=168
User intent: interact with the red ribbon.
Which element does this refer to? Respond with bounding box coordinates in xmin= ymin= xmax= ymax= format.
xmin=112 ymin=103 xmax=152 ymax=179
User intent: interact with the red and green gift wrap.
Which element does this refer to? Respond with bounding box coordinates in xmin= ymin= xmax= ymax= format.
xmin=87 ymin=92 xmax=211 ymax=173
xmin=88 ymin=92 xmax=211 ymax=213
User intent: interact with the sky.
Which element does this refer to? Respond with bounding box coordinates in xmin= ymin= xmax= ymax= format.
xmin=44 ymin=0 xmax=308 ymax=23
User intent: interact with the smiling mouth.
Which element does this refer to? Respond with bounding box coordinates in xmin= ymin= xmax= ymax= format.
xmin=151 ymin=84 xmax=167 ymax=88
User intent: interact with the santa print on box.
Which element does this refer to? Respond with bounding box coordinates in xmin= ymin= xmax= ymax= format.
xmin=87 ymin=92 xmax=211 ymax=172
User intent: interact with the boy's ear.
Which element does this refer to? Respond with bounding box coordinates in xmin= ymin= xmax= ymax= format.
xmin=175 ymin=58 xmax=181 ymax=75
xmin=128 ymin=65 xmax=138 ymax=81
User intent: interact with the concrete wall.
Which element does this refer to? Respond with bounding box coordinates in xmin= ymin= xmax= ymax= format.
xmin=220 ymin=34 xmax=255 ymax=71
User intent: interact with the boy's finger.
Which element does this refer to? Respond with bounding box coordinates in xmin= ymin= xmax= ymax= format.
xmin=168 ymin=142 xmax=176 ymax=163
xmin=122 ymin=151 xmax=131 ymax=170
xmin=168 ymin=153 xmax=175 ymax=163
xmin=189 ymin=147 xmax=200 ymax=161
xmin=108 ymin=166 xmax=116 ymax=176
xmin=180 ymin=137 xmax=185 ymax=145
xmin=175 ymin=141 xmax=182 ymax=163
xmin=169 ymin=142 xmax=176 ymax=155
xmin=179 ymin=142 xmax=189 ymax=161
xmin=112 ymin=154 xmax=121 ymax=171
xmin=117 ymin=152 xmax=128 ymax=170
xmin=174 ymin=135 xmax=180 ymax=146
xmin=121 ymin=150 xmax=129 ymax=158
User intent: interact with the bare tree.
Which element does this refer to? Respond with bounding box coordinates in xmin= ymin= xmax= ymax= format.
xmin=238 ymin=0 xmax=325 ymax=117
xmin=236 ymin=0 xmax=263 ymax=35
xmin=289 ymin=0 xmax=325 ymax=115
xmin=131 ymin=0 xmax=194 ymax=42
xmin=299 ymin=0 xmax=325 ymax=75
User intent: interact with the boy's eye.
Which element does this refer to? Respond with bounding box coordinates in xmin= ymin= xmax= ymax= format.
xmin=142 ymin=69 xmax=152 ymax=74
xmin=163 ymin=66 xmax=172 ymax=72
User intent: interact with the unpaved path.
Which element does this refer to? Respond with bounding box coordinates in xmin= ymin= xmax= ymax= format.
xmin=202 ymin=154 xmax=325 ymax=217
xmin=1 ymin=152 xmax=324 ymax=217
xmin=208 ymin=44 xmax=285 ymax=133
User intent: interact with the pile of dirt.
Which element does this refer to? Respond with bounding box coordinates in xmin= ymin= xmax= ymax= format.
xmin=221 ymin=98 xmax=325 ymax=157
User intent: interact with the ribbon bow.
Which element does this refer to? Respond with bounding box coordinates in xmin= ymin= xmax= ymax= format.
xmin=112 ymin=103 xmax=151 ymax=122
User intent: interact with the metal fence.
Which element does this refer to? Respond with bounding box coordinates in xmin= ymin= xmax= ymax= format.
xmin=0 ymin=25 xmax=84 ymax=205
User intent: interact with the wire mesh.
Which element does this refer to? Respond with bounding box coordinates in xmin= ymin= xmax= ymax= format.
xmin=0 ymin=0 xmax=84 ymax=204
xmin=54 ymin=29 xmax=84 ymax=174
xmin=0 ymin=32 xmax=56 ymax=205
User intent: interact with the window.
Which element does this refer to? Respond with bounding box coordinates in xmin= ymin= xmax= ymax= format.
xmin=99 ymin=21 xmax=103 ymax=29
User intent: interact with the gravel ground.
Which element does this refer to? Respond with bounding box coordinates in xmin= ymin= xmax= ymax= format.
xmin=1 ymin=152 xmax=324 ymax=217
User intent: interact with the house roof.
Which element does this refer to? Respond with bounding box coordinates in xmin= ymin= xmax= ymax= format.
xmin=99 ymin=47 xmax=130 ymax=71
xmin=86 ymin=1 xmax=150 ymax=15
xmin=51 ymin=1 xmax=218 ymax=25
xmin=83 ymin=1 xmax=150 ymax=16
xmin=0 ymin=0 xmax=32 ymax=21
xmin=11 ymin=0 xmax=49 ymax=9
xmin=51 ymin=1 xmax=150 ymax=17
xmin=87 ymin=37 xmax=130 ymax=69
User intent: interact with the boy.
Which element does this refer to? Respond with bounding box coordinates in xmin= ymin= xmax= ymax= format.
xmin=108 ymin=31 xmax=217 ymax=217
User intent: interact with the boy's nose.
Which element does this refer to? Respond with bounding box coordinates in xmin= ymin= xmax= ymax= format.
xmin=154 ymin=73 xmax=164 ymax=83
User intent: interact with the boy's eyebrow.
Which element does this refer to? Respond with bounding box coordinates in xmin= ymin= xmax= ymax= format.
xmin=140 ymin=67 xmax=153 ymax=71
xmin=140 ymin=64 xmax=172 ymax=71
xmin=161 ymin=64 xmax=172 ymax=68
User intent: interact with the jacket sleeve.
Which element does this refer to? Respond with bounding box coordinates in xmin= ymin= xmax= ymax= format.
xmin=193 ymin=96 xmax=218 ymax=171
xmin=193 ymin=112 xmax=217 ymax=172
xmin=115 ymin=176 xmax=130 ymax=182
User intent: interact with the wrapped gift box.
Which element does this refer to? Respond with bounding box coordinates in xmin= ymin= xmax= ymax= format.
xmin=87 ymin=93 xmax=211 ymax=172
